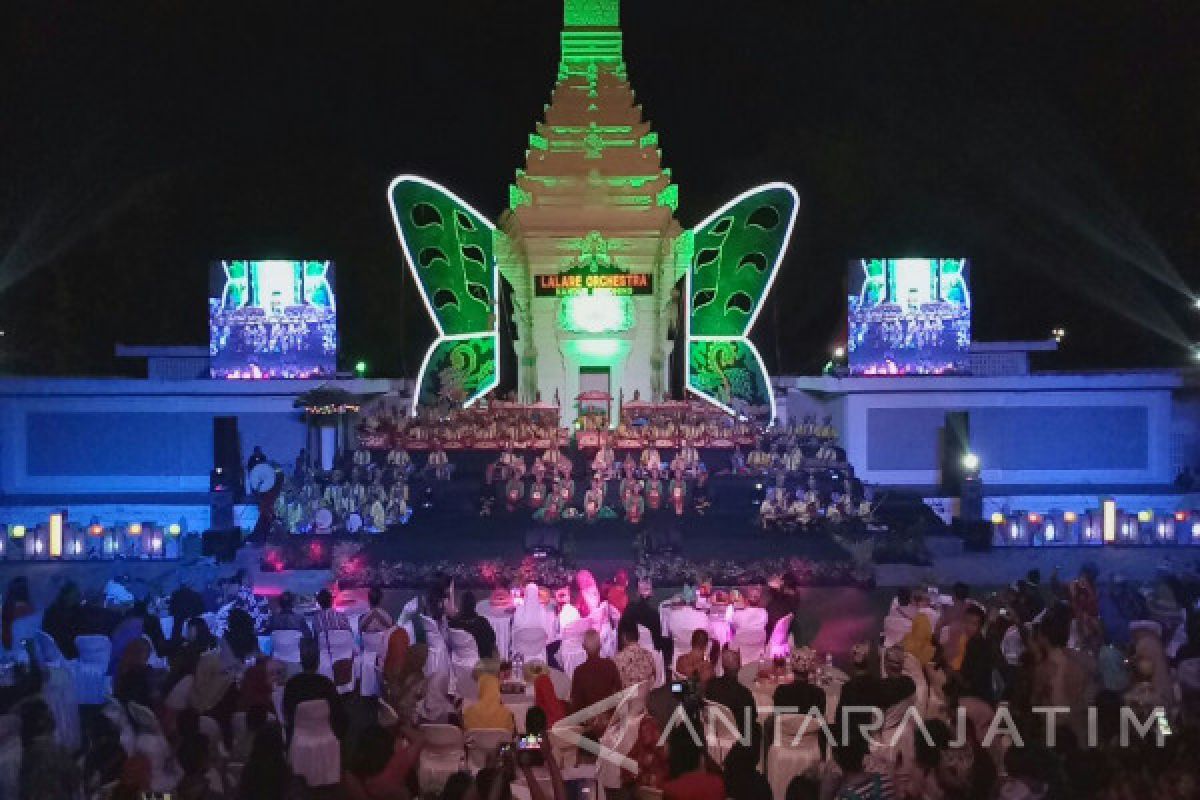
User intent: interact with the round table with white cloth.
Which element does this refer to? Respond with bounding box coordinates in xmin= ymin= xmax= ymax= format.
xmin=737 ymin=662 xmax=847 ymax=722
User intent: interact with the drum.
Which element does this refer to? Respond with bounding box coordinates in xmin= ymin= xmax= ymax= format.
xmin=248 ymin=462 xmax=278 ymax=494
xmin=345 ymin=512 xmax=363 ymax=533
xmin=313 ymin=508 xmax=334 ymax=533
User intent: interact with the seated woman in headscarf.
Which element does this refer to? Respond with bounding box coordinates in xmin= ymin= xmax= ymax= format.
xmin=512 ymin=583 xmax=556 ymax=644
xmin=575 ymin=570 xmax=602 ymax=618
xmin=383 ymin=625 xmax=411 ymax=684
xmin=1 ymin=577 xmax=34 ymax=652
xmin=113 ymin=637 xmax=160 ymax=709
xmin=464 ymin=674 xmax=515 ymax=733
xmin=902 ymin=612 xmax=936 ymax=666
xmin=534 ymin=673 xmax=567 ymax=730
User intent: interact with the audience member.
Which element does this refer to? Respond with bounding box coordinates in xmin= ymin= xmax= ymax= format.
xmin=238 ymin=720 xmax=292 ymax=800
xmin=359 ymin=587 xmax=394 ymax=635
xmin=311 ymin=588 xmax=351 ymax=637
xmin=450 ymin=591 xmax=498 ymax=658
xmin=465 ymin=674 xmax=516 ymax=733
xmin=268 ymin=591 xmax=312 ymax=638
xmin=42 ymin=581 xmax=84 ymax=659
xmin=2 ymin=576 xmax=34 ymax=650
xmin=663 ymin=724 xmax=724 ymax=800
xmin=569 ymin=630 xmax=622 ymax=715
xmin=675 ymin=629 xmax=715 ymax=686
xmin=704 ymin=648 xmax=760 ymax=749
xmin=620 ymin=578 xmax=669 ymax=658
xmin=613 ymin=618 xmax=656 ymax=688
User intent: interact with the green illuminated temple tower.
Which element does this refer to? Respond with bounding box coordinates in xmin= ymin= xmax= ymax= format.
xmin=389 ymin=0 xmax=798 ymax=425
xmin=498 ymin=0 xmax=684 ymax=417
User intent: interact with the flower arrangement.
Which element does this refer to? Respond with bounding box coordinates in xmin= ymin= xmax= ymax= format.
xmin=636 ymin=554 xmax=873 ymax=589
xmin=335 ymin=553 xmax=577 ymax=589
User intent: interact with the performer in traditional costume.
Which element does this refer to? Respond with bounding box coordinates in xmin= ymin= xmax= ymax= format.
xmin=427 ymin=442 xmax=452 ymax=480
xmin=640 ymin=444 xmax=662 ymax=473
xmin=505 ymin=473 xmax=525 ymax=512
xmin=532 ymin=456 xmax=547 ymax=482
xmin=644 ymin=470 xmax=663 ymax=511
xmin=528 ymin=477 xmax=547 ymax=509
xmin=759 ymin=492 xmax=780 ymax=530
xmin=730 ymin=446 xmax=747 ymax=475
xmin=668 ymin=472 xmax=687 ymax=516
xmin=583 ymin=478 xmax=605 ymax=522
xmin=621 ymin=453 xmax=638 ymax=480
xmin=623 ymin=482 xmax=645 ymax=524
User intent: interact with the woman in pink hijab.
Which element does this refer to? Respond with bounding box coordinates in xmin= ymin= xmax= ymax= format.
xmin=575 ymin=569 xmax=601 ymax=617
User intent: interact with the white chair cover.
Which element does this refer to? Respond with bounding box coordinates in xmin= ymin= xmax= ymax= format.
xmin=702 ymin=701 xmax=744 ymax=764
xmin=448 ymin=628 xmax=481 ymax=668
xmin=478 ymin=600 xmax=513 ymax=660
xmin=767 ymin=714 xmax=824 ymax=800
xmin=511 ymin=627 xmax=549 ymax=665
xmin=731 ymin=607 xmax=768 ymax=634
xmin=288 ymin=699 xmax=341 ymax=787
xmin=35 ymin=632 xmax=81 ymax=751
xmin=72 ymin=634 xmax=112 ymax=704
xmin=557 ymin=618 xmax=591 ymax=680
xmin=733 ymin=627 xmax=768 ymax=663
xmin=420 ymin=615 xmax=451 ymax=677
xmin=637 ymin=625 xmax=666 ymax=688
xmin=767 ymin=613 xmax=794 ymax=658
xmin=418 ymin=723 xmax=466 ymax=793
xmin=881 ymin=613 xmax=914 ymax=649
xmin=465 ymin=728 xmax=512 ymax=772
xmin=669 ymin=606 xmax=709 ymax=658
xmin=360 ymin=630 xmax=387 ymax=697
xmin=271 ymin=630 xmax=303 ymax=667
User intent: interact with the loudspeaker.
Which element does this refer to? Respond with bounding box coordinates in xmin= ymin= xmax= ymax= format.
xmin=209 ymin=489 xmax=235 ymax=529
xmin=939 ymin=411 xmax=969 ymax=495
xmin=213 ymin=416 xmax=243 ymax=495
xmin=202 ymin=528 xmax=242 ymax=562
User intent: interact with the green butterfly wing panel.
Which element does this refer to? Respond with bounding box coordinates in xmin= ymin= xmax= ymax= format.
xmin=418 ymin=336 xmax=497 ymax=409
xmin=686 ymin=183 xmax=798 ymax=421
xmin=688 ymin=340 xmax=771 ymax=410
xmin=387 ymin=176 xmax=499 ymax=412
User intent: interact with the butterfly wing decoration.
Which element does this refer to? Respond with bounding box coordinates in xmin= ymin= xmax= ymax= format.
xmin=685 ymin=182 xmax=799 ymax=424
xmin=387 ymin=175 xmax=499 ymax=414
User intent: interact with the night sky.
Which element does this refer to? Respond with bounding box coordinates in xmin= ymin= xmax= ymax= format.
xmin=2 ymin=0 xmax=1198 ymax=377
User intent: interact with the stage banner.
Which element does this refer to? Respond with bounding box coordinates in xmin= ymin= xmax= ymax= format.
xmin=685 ymin=183 xmax=798 ymax=424
xmin=388 ymin=176 xmax=500 ymax=414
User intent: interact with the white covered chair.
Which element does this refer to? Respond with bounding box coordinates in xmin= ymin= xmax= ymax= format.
xmin=767 ymin=713 xmax=825 ymax=800
xmin=128 ymin=701 xmax=182 ymax=792
xmin=420 ymin=615 xmax=451 ymax=677
xmin=448 ymin=628 xmax=481 ymax=669
xmin=34 ymin=632 xmax=81 ymax=751
xmin=732 ymin=607 xmax=769 ymax=662
xmin=881 ymin=612 xmax=914 ymax=649
xmin=270 ymin=630 xmax=303 ymax=676
xmin=465 ymin=728 xmax=512 ymax=772
xmin=557 ymin=619 xmax=590 ymax=680
xmin=637 ymin=625 xmax=666 ymax=688
xmin=72 ymin=634 xmax=112 ymax=704
xmin=288 ymin=699 xmax=341 ymax=787
xmin=702 ymin=700 xmax=745 ymax=765
xmin=511 ymin=626 xmax=549 ymax=666
xmin=318 ymin=629 xmax=359 ymax=693
xmin=360 ymin=630 xmax=387 ymax=697
xmin=669 ymin=606 xmax=709 ymax=659
xmin=418 ymin=723 xmax=466 ymax=793
xmin=767 ymin=613 xmax=794 ymax=658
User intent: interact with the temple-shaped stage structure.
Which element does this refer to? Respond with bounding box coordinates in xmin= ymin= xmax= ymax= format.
xmin=389 ymin=0 xmax=798 ymax=428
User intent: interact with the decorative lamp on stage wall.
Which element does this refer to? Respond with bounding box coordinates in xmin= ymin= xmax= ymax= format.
xmin=1136 ymin=509 xmax=1155 ymax=542
xmin=1101 ymin=499 xmax=1119 ymax=543
xmin=1060 ymin=510 xmax=1081 ymax=544
xmin=8 ymin=525 xmax=24 ymax=561
xmin=65 ymin=523 xmax=86 ymax=559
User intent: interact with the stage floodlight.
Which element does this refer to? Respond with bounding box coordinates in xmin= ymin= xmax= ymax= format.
xmin=10 ymin=525 xmax=25 ymax=539
xmin=961 ymin=452 xmax=980 ymax=472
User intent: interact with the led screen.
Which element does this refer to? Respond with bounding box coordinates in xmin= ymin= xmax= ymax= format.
xmin=209 ymin=260 xmax=337 ymax=379
xmin=847 ymin=258 xmax=971 ymax=375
